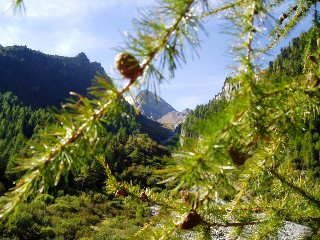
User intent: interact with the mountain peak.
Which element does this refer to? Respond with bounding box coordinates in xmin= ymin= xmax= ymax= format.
xmin=132 ymin=90 xmax=189 ymax=131
xmin=135 ymin=90 xmax=176 ymax=120
xmin=0 ymin=45 xmax=104 ymax=109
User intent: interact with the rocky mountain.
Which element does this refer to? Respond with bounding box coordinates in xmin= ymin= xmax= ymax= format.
xmin=0 ymin=45 xmax=173 ymax=144
xmin=158 ymin=109 xmax=190 ymax=130
xmin=134 ymin=90 xmax=176 ymax=120
xmin=132 ymin=90 xmax=190 ymax=130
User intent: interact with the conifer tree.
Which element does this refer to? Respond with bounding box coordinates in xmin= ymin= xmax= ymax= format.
xmin=2 ymin=0 xmax=320 ymax=238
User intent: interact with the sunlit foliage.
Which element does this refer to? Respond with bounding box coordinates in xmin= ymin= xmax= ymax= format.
xmin=2 ymin=0 xmax=320 ymax=239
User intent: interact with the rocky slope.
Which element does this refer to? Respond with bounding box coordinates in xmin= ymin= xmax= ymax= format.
xmin=132 ymin=90 xmax=190 ymax=130
xmin=0 ymin=45 xmax=173 ymax=144
xmin=134 ymin=90 xmax=176 ymax=120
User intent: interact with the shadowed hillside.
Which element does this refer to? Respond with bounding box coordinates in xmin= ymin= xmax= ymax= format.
xmin=0 ymin=45 xmax=104 ymax=109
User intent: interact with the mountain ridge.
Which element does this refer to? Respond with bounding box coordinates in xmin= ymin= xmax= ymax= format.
xmin=131 ymin=89 xmax=190 ymax=130
xmin=0 ymin=45 xmax=173 ymax=144
xmin=0 ymin=45 xmax=104 ymax=109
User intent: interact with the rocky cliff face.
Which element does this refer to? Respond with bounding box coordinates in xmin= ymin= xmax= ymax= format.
xmin=131 ymin=90 xmax=190 ymax=131
xmin=213 ymin=77 xmax=240 ymax=101
xmin=134 ymin=90 xmax=176 ymax=120
xmin=158 ymin=109 xmax=190 ymax=130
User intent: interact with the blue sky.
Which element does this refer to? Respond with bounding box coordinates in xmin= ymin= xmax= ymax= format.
xmin=0 ymin=0 xmax=312 ymax=111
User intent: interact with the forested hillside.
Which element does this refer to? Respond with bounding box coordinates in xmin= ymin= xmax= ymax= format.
xmin=0 ymin=92 xmax=49 ymax=190
xmin=0 ymin=45 xmax=172 ymax=143
xmin=0 ymin=48 xmax=172 ymax=239
xmin=182 ymin=29 xmax=316 ymax=139
xmin=266 ymin=31 xmax=315 ymax=81
xmin=0 ymin=92 xmax=171 ymax=239
xmin=0 ymin=45 xmax=104 ymax=109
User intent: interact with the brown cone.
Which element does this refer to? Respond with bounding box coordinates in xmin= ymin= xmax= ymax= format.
xmin=179 ymin=210 xmax=202 ymax=230
xmin=115 ymin=53 xmax=143 ymax=80
xmin=140 ymin=192 xmax=148 ymax=202
xmin=115 ymin=189 xmax=128 ymax=197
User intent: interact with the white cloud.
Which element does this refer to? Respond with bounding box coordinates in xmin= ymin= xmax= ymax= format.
xmin=0 ymin=25 xmax=24 ymax=46
xmin=0 ymin=0 xmax=156 ymax=55
xmin=48 ymin=28 xmax=109 ymax=56
xmin=0 ymin=0 xmax=134 ymax=61
xmin=0 ymin=0 xmax=228 ymax=111
xmin=21 ymin=0 xmax=154 ymax=18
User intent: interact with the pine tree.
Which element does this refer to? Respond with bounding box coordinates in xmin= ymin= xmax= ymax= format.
xmin=2 ymin=0 xmax=320 ymax=239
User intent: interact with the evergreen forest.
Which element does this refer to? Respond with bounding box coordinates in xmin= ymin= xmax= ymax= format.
xmin=1 ymin=0 xmax=320 ymax=239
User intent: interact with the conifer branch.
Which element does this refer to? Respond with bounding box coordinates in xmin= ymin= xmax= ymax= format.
xmin=5 ymin=0 xmax=25 ymax=14
xmin=203 ymin=219 xmax=266 ymax=228
xmin=141 ymin=0 xmax=194 ymax=67
xmin=269 ymin=168 xmax=320 ymax=207
xmin=199 ymin=3 xmax=235 ymax=19
xmin=263 ymin=1 xmax=315 ymax=54
xmin=119 ymin=0 xmax=206 ymax=86
xmin=0 ymin=0 xmax=213 ymax=219
xmin=4 ymin=0 xmax=320 ymax=237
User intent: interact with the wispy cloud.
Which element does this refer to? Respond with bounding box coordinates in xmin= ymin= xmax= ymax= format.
xmin=20 ymin=0 xmax=154 ymax=18
xmin=0 ymin=0 xmax=228 ymax=111
xmin=48 ymin=28 xmax=110 ymax=56
xmin=0 ymin=25 xmax=24 ymax=46
xmin=0 ymin=0 xmax=145 ymax=65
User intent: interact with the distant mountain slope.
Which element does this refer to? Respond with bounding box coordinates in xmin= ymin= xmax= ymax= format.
xmin=158 ymin=109 xmax=190 ymax=130
xmin=134 ymin=112 xmax=173 ymax=144
xmin=0 ymin=45 xmax=173 ymax=144
xmin=133 ymin=90 xmax=190 ymax=130
xmin=0 ymin=45 xmax=104 ymax=109
xmin=135 ymin=90 xmax=176 ymax=120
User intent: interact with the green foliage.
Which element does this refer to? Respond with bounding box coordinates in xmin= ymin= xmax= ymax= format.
xmin=0 ymin=183 xmax=5 ymax=196
xmin=90 ymin=199 xmax=150 ymax=240
xmin=72 ymin=130 xmax=170 ymax=191
xmin=0 ymin=192 xmax=151 ymax=240
xmin=3 ymin=0 xmax=320 ymax=239
xmin=105 ymin=132 xmax=169 ymax=187
xmin=0 ymin=92 xmax=49 ymax=187
xmin=265 ymin=28 xmax=319 ymax=82
xmin=182 ymin=80 xmax=229 ymax=139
